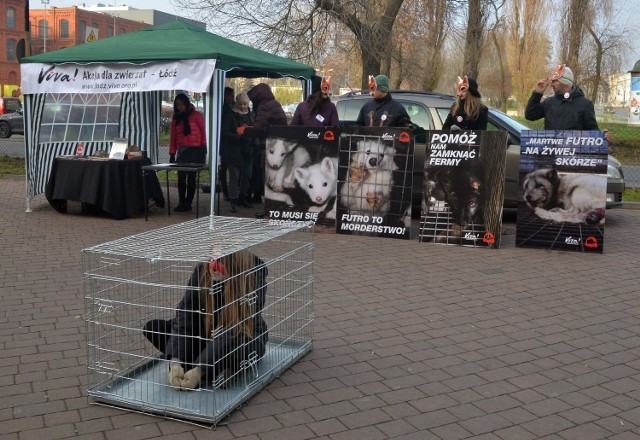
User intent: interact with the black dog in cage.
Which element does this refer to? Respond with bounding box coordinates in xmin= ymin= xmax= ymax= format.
xmin=429 ymin=161 xmax=484 ymax=226
xmin=143 ymin=250 xmax=268 ymax=390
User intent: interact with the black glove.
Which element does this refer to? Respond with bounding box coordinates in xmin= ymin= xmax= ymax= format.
xmin=169 ymin=154 xmax=176 ymax=163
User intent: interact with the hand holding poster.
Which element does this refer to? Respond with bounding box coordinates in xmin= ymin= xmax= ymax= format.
xmin=419 ymin=131 xmax=507 ymax=248
xmin=516 ymin=130 xmax=607 ymax=253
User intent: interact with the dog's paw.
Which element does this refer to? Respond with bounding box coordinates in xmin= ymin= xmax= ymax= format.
xmin=180 ymin=367 xmax=201 ymax=390
xmin=168 ymin=364 xmax=185 ymax=388
xmin=366 ymin=192 xmax=384 ymax=208
xmin=350 ymin=166 xmax=365 ymax=181
xmin=272 ymin=184 xmax=284 ymax=192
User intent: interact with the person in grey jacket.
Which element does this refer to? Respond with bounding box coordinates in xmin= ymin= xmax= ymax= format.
xmin=525 ymin=64 xmax=611 ymax=140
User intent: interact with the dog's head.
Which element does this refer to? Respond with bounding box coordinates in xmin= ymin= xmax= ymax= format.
xmin=432 ymin=163 xmax=484 ymax=226
xmin=352 ymin=139 xmax=396 ymax=171
xmin=266 ymin=138 xmax=297 ymax=169
xmin=294 ymin=157 xmax=336 ymax=205
xmin=522 ymin=168 xmax=559 ymax=210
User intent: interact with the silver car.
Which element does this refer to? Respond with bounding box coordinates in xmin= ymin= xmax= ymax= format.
xmin=0 ymin=107 xmax=24 ymax=138
xmin=333 ymin=90 xmax=625 ymax=214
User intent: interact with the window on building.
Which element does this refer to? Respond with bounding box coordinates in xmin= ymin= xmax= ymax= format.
xmin=107 ymin=26 xmax=114 ymax=37
xmin=39 ymin=94 xmax=122 ymax=143
xmin=38 ymin=19 xmax=49 ymax=40
xmin=7 ymin=39 xmax=17 ymax=61
xmin=60 ymin=19 xmax=69 ymax=38
xmin=119 ymin=27 xmax=126 ymax=35
xmin=6 ymin=7 xmax=17 ymax=29
xmin=79 ymin=20 xmax=87 ymax=42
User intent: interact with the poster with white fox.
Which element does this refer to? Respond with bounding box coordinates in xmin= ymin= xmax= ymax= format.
xmin=335 ymin=127 xmax=414 ymax=240
xmin=516 ymin=130 xmax=608 ymax=253
xmin=419 ymin=131 xmax=508 ymax=248
xmin=264 ymin=126 xmax=339 ymax=232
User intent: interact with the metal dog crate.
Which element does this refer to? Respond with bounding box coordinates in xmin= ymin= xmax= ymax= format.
xmin=82 ymin=216 xmax=314 ymax=425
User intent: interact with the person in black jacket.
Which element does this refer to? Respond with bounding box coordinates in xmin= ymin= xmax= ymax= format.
xmin=142 ymin=250 xmax=269 ymax=390
xmin=442 ymin=76 xmax=488 ymax=130
xmin=525 ymin=64 xmax=611 ymax=141
xmin=356 ymin=74 xmax=412 ymax=127
xmin=239 ymin=83 xmax=289 ymax=204
xmin=221 ymin=92 xmax=255 ymax=212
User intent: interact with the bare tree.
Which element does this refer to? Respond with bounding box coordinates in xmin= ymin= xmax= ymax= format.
xmin=173 ymin=0 xmax=407 ymax=89
xmin=463 ymin=0 xmax=487 ymax=77
xmin=560 ymin=0 xmax=590 ymax=73
xmin=505 ymin=0 xmax=550 ymax=114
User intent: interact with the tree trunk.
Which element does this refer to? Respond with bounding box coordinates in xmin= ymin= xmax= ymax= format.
xmin=463 ymin=0 xmax=485 ymax=77
xmin=586 ymin=24 xmax=602 ymax=102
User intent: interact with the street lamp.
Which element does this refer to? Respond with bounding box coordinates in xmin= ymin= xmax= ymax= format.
xmin=41 ymin=0 xmax=49 ymax=53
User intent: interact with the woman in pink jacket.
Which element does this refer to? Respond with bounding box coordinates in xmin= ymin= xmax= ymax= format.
xmin=169 ymin=93 xmax=207 ymax=212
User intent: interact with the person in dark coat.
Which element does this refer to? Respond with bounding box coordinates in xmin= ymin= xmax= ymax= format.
xmin=525 ymin=64 xmax=611 ymax=141
xmin=221 ymin=92 xmax=255 ymax=212
xmin=240 ymin=83 xmax=289 ymax=204
xmin=218 ymin=87 xmax=235 ymax=201
xmin=356 ymin=74 xmax=412 ymax=127
xmin=290 ymin=75 xmax=339 ymax=126
xmin=442 ymin=75 xmax=488 ymax=130
xmin=142 ymin=250 xmax=269 ymax=390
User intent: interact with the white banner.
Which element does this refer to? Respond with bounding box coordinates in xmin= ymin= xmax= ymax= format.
xmin=21 ymin=59 xmax=216 ymax=94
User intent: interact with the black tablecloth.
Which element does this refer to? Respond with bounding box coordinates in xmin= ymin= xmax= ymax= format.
xmin=45 ymin=157 xmax=164 ymax=219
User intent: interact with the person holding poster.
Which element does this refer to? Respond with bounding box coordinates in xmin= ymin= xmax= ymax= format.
xmin=525 ymin=64 xmax=611 ymax=141
xmin=169 ymin=93 xmax=207 ymax=212
xmin=240 ymin=83 xmax=289 ymax=204
xmin=290 ymin=76 xmax=339 ymax=127
xmin=355 ymin=74 xmax=412 ymax=127
xmin=442 ymin=76 xmax=488 ymax=130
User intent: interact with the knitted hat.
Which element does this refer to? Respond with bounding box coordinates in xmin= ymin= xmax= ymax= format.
xmin=235 ymin=92 xmax=250 ymax=104
xmin=549 ymin=64 xmax=574 ymax=86
xmin=374 ymin=74 xmax=390 ymax=93
xmin=311 ymin=75 xmax=322 ymax=95
xmin=467 ymin=77 xmax=481 ymax=98
xmin=457 ymin=75 xmax=481 ymax=98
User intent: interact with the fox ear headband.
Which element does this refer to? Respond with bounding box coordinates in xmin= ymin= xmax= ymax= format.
xmin=368 ymin=75 xmax=376 ymax=93
xmin=457 ymin=75 xmax=469 ymax=94
xmin=321 ymin=76 xmax=332 ymax=94
xmin=549 ymin=64 xmax=565 ymax=81
xmin=208 ymin=259 xmax=226 ymax=276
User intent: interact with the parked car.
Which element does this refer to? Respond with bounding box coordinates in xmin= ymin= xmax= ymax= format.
xmin=333 ymin=90 xmax=625 ymax=215
xmin=0 ymin=107 xmax=24 ymax=138
xmin=0 ymin=96 xmax=21 ymax=115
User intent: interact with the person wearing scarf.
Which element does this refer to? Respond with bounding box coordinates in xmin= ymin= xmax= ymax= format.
xmin=169 ymin=93 xmax=207 ymax=212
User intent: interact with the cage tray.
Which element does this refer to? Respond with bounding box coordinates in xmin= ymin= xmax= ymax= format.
xmin=89 ymin=340 xmax=311 ymax=425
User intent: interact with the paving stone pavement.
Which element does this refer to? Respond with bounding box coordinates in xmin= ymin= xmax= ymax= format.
xmin=2 ymin=176 xmax=640 ymax=440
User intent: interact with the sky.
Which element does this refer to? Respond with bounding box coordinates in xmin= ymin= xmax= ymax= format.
xmin=47 ymin=0 xmax=640 ymax=68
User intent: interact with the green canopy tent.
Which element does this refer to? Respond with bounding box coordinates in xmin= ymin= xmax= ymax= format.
xmin=20 ymin=21 xmax=315 ymax=214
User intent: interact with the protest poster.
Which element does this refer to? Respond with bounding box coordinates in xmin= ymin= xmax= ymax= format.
xmin=264 ymin=126 xmax=339 ymax=231
xmin=419 ymin=131 xmax=507 ymax=248
xmin=335 ymin=127 xmax=414 ymax=239
xmin=516 ymin=130 xmax=607 ymax=253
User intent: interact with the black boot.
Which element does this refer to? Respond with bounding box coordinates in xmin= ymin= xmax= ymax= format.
xmin=230 ymin=199 xmax=238 ymax=213
xmin=239 ymin=195 xmax=253 ymax=209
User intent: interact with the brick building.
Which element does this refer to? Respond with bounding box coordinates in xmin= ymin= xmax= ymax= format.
xmin=1 ymin=2 xmax=150 ymax=97
xmin=0 ymin=0 xmax=25 ymax=96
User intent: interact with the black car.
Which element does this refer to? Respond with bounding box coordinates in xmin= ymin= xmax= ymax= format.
xmin=0 ymin=107 xmax=24 ymax=138
xmin=333 ymin=90 xmax=625 ymax=213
